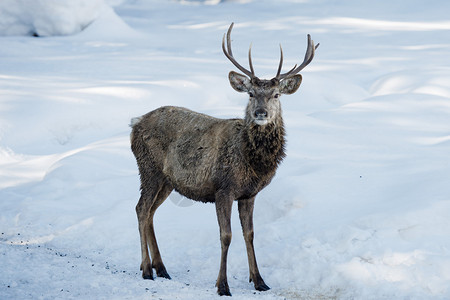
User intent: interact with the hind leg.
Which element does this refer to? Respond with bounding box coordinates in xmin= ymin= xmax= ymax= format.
xmin=146 ymin=183 xmax=172 ymax=279
xmin=136 ymin=179 xmax=172 ymax=280
xmin=136 ymin=189 xmax=158 ymax=280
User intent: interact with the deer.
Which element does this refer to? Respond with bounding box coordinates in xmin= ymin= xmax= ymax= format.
xmin=130 ymin=22 xmax=318 ymax=296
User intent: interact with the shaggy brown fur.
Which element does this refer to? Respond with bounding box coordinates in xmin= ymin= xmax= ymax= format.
xmin=131 ymin=106 xmax=285 ymax=203
xmin=130 ymin=22 xmax=317 ymax=296
xmin=131 ymin=74 xmax=298 ymax=296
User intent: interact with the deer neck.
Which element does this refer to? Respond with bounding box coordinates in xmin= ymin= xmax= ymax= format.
xmin=241 ymin=117 xmax=286 ymax=175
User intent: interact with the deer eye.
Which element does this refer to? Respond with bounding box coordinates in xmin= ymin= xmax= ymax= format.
xmin=274 ymin=93 xmax=280 ymax=99
xmin=248 ymin=92 xmax=254 ymax=98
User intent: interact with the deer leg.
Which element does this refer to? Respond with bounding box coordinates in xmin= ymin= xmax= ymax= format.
xmin=136 ymin=187 xmax=159 ymax=280
xmin=146 ymin=183 xmax=172 ymax=279
xmin=215 ymin=194 xmax=234 ymax=296
xmin=238 ymin=197 xmax=270 ymax=292
xmin=136 ymin=176 xmax=170 ymax=280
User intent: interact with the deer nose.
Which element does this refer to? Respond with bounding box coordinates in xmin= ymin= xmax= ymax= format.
xmin=254 ymin=108 xmax=268 ymax=119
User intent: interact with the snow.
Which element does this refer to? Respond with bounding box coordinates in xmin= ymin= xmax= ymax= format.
xmin=1 ymin=0 xmax=450 ymax=299
xmin=0 ymin=0 xmax=106 ymax=37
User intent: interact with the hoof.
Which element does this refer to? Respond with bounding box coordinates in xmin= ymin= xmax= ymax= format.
xmin=251 ymin=274 xmax=270 ymax=291
xmin=156 ymin=267 xmax=171 ymax=280
xmin=218 ymin=288 xmax=232 ymax=296
xmin=141 ymin=264 xmax=154 ymax=280
xmin=216 ymin=280 xmax=232 ymax=296
xmin=153 ymin=262 xmax=171 ymax=280
xmin=255 ymin=282 xmax=270 ymax=292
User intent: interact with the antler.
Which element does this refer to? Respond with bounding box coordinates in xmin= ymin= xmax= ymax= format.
xmin=222 ymin=23 xmax=255 ymax=78
xmin=277 ymin=34 xmax=319 ymax=80
xmin=223 ymin=22 xmax=319 ymax=80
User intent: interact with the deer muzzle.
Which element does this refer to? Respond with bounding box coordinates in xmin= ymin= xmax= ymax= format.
xmin=253 ymin=108 xmax=269 ymax=125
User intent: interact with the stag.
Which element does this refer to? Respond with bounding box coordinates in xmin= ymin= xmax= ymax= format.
xmin=130 ymin=23 xmax=318 ymax=296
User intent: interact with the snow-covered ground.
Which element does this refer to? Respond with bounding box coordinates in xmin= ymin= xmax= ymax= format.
xmin=1 ymin=0 xmax=450 ymax=299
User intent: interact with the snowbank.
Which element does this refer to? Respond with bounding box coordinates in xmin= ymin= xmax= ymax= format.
xmin=0 ymin=0 xmax=106 ymax=36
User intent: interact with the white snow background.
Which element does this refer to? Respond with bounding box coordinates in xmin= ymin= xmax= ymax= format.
xmin=1 ymin=0 xmax=450 ymax=299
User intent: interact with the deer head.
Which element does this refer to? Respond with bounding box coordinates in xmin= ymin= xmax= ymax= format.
xmin=223 ymin=23 xmax=319 ymax=126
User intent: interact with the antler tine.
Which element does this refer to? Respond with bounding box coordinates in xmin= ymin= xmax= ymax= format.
xmin=278 ymin=34 xmax=319 ymax=80
xmin=275 ymin=44 xmax=283 ymax=79
xmin=226 ymin=22 xmax=234 ymax=56
xmin=282 ymin=63 xmax=298 ymax=78
xmin=222 ymin=22 xmax=254 ymax=78
xmin=248 ymin=43 xmax=255 ymax=76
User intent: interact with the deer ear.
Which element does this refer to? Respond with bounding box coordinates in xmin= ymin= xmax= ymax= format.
xmin=280 ymin=74 xmax=302 ymax=95
xmin=229 ymin=71 xmax=251 ymax=93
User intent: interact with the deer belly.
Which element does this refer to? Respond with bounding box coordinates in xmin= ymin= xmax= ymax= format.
xmin=162 ymin=145 xmax=218 ymax=202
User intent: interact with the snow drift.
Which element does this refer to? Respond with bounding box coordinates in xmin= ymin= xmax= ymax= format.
xmin=0 ymin=0 xmax=105 ymax=36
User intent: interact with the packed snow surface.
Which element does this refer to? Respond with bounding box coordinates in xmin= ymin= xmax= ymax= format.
xmin=1 ymin=0 xmax=450 ymax=299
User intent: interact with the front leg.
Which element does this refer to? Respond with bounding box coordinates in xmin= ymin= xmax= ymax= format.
xmin=238 ymin=197 xmax=270 ymax=292
xmin=215 ymin=193 xmax=234 ymax=296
